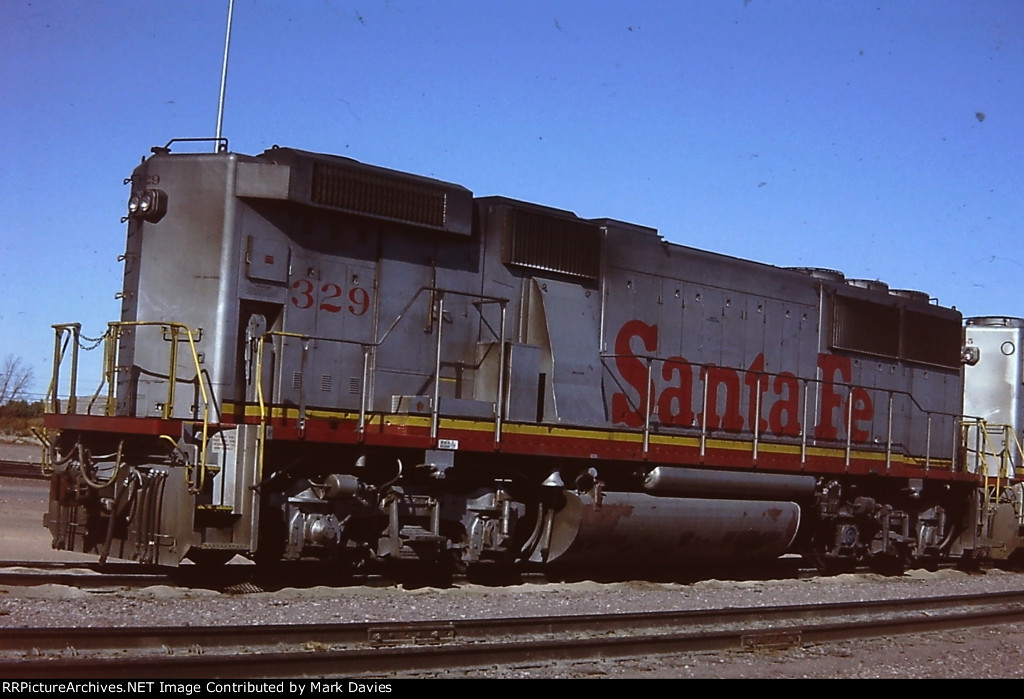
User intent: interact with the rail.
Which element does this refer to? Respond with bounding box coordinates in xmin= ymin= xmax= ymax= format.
xmin=46 ymin=321 xmax=213 ymax=494
xmin=251 ymin=286 xmax=509 ymax=475
xmin=46 ymin=323 xmax=86 ymax=416
xmin=600 ymin=352 xmax=963 ymax=472
xmin=962 ymin=419 xmax=1024 ymax=479
xmin=960 ymin=418 xmax=1024 ymax=526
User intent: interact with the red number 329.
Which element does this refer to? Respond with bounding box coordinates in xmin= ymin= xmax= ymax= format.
xmin=290 ymin=279 xmax=370 ymax=316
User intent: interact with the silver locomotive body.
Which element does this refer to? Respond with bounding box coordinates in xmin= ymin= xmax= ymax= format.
xmin=42 ymin=142 xmax=1011 ymax=577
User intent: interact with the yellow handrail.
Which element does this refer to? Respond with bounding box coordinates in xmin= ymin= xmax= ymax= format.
xmin=46 ymin=323 xmax=82 ymax=415
xmin=47 ymin=320 xmax=212 ymax=495
xmin=253 ymin=331 xmax=310 ymax=487
xmin=962 ymin=418 xmax=1024 ymax=527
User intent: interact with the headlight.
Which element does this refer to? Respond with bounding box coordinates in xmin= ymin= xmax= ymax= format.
xmin=126 ymin=189 xmax=167 ymax=223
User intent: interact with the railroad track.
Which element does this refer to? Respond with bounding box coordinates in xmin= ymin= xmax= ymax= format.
xmin=0 ymin=459 xmax=45 ymax=479
xmin=4 ymin=590 xmax=1024 ymax=678
xmin=0 ymin=561 xmax=178 ymax=589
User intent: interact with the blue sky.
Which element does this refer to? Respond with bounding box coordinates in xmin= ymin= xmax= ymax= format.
xmin=2 ymin=0 xmax=1022 ymax=399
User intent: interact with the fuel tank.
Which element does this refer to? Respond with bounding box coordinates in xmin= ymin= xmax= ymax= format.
xmin=530 ymin=491 xmax=801 ymax=567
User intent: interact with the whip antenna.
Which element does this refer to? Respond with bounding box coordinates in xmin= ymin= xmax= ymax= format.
xmin=214 ymin=0 xmax=235 ymax=152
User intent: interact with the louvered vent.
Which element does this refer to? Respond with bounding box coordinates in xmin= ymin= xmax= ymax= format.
xmin=832 ymin=296 xmax=900 ymax=359
xmin=831 ymin=295 xmax=961 ymax=369
xmin=251 ymin=147 xmax=473 ymax=234
xmin=312 ymin=162 xmax=448 ymax=230
xmin=903 ymin=309 xmax=962 ymax=368
xmin=501 ymin=206 xmax=601 ymax=280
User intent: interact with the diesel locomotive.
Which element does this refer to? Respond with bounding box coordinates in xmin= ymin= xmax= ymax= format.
xmin=39 ymin=138 xmax=1024 ymax=580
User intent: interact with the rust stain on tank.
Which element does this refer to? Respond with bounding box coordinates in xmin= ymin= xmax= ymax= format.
xmin=581 ymin=502 xmax=635 ymax=527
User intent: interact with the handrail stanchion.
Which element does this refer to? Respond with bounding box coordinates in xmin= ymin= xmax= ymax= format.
xmin=431 ymin=293 xmax=445 ymax=442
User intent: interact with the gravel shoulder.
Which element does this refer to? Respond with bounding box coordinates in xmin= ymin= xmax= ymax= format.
xmin=4 ymin=569 xmax=1024 ymax=678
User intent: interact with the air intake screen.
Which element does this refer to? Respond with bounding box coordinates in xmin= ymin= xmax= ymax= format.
xmin=831 ymin=295 xmax=961 ymax=369
xmin=902 ymin=309 xmax=962 ymax=368
xmin=311 ymin=162 xmax=449 ymax=230
xmin=501 ymin=207 xmax=601 ymax=280
xmin=832 ymin=296 xmax=901 ymax=358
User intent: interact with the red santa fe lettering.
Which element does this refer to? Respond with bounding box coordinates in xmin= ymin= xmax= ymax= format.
xmin=767 ymin=372 xmax=802 ymax=436
xmin=744 ymin=354 xmax=770 ymax=434
xmin=658 ymin=357 xmax=695 ymax=427
xmin=814 ymin=353 xmax=873 ymax=442
xmin=610 ymin=320 xmax=873 ymax=442
xmin=699 ymin=365 xmax=744 ymax=432
xmin=611 ymin=320 xmax=658 ymax=427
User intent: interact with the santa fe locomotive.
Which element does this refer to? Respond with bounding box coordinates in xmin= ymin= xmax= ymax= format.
xmin=39 ymin=138 xmax=1024 ymax=580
